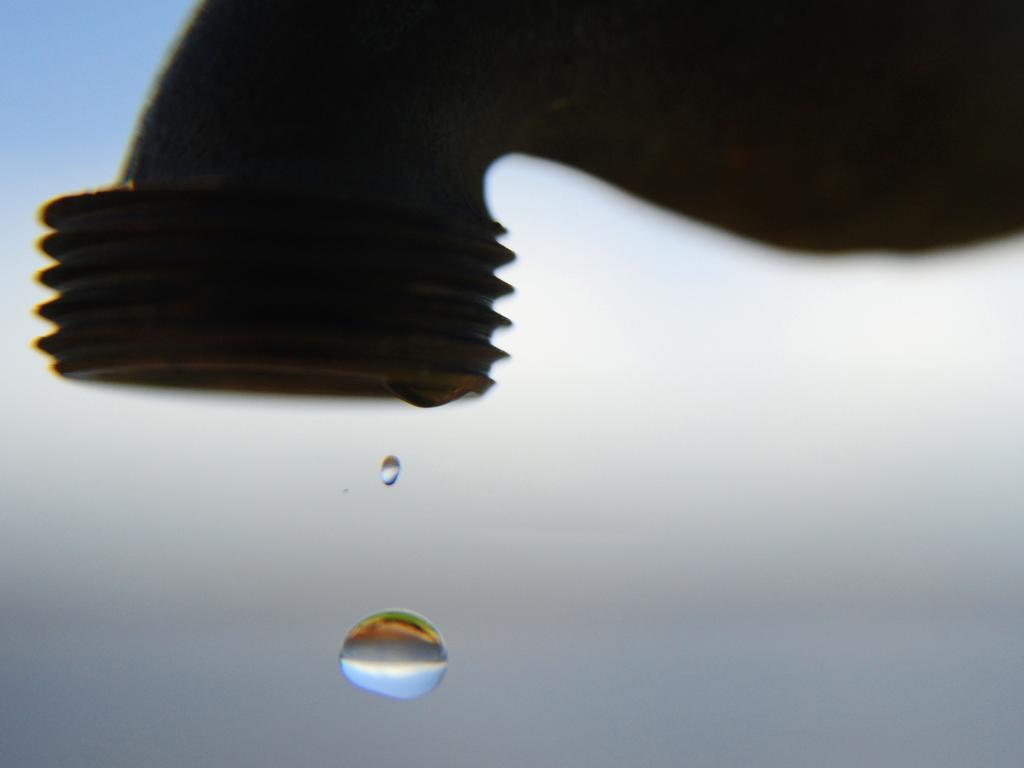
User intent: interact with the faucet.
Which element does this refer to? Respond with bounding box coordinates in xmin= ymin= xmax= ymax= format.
xmin=36 ymin=0 xmax=1024 ymax=406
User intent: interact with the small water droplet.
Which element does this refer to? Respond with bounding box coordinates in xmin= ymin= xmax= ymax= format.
xmin=380 ymin=455 xmax=401 ymax=485
xmin=386 ymin=382 xmax=472 ymax=408
xmin=339 ymin=610 xmax=447 ymax=700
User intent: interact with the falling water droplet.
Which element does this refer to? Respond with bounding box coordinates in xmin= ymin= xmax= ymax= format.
xmin=380 ymin=455 xmax=401 ymax=486
xmin=339 ymin=610 xmax=447 ymax=700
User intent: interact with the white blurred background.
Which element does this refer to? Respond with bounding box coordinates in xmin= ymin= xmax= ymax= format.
xmin=2 ymin=4 xmax=1023 ymax=766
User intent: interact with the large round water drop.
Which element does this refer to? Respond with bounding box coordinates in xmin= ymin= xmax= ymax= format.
xmin=380 ymin=455 xmax=401 ymax=486
xmin=339 ymin=610 xmax=447 ymax=700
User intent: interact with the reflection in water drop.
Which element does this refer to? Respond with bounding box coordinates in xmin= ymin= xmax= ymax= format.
xmin=339 ymin=610 xmax=447 ymax=700
xmin=380 ymin=455 xmax=401 ymax=486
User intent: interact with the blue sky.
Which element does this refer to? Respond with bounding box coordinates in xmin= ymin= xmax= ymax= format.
xmin=3 ymin=3 xmax=1024 ymax=766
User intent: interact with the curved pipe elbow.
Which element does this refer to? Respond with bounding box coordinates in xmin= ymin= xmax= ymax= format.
xmin=36 ymin=0 xmax=1024 ymax=405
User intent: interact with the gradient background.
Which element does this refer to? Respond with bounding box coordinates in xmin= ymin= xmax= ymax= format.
xmin=3 ymin=3 xmax=1024 ymax=766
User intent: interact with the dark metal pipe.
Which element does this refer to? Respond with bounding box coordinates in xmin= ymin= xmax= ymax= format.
xmin=37 ymin=1 xmax=1024 ymax=405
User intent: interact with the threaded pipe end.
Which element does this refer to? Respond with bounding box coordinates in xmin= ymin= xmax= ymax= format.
xmin=37 ymin=188 xmax=513 ymax=407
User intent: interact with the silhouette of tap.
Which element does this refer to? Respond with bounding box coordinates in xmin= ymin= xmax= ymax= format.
xmin=37 ymin=1 xmax=1024 ymax=405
